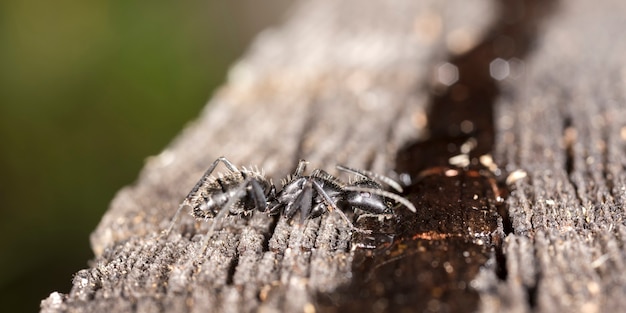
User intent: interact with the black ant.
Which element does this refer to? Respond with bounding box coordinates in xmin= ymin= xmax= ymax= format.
xmin=268 ymin=160 xmax=416 ymax=230
xmin=163 ymin=157 xmax=415 ymax=241
xmin=164 ymin=156 xmax=275 ymax=238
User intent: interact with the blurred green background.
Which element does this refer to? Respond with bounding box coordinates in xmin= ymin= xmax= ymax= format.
xmin=0 ymin=1 xmax=290 ymax=312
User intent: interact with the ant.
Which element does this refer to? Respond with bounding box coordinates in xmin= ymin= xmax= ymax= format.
xmin=164 ymin=156 xmax=275 ymax=239
xmin=268 ymin=160 xmax=416 ymax=230
xmin=163 ymin=157 xmax=416 ymax=242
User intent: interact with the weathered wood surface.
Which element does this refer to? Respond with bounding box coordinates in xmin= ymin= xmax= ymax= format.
xmin=476 ymin=1 xmax=626 ymax=311
xmin=41 ymin=0 xmax=626 ymax=312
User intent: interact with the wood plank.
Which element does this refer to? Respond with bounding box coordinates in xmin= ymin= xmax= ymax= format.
xmin=40 ymin=0 xmax=626 ymax=312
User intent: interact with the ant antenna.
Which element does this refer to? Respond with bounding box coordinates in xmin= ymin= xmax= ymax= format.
xmin=336 ymin=165 xmax=404 ymax=193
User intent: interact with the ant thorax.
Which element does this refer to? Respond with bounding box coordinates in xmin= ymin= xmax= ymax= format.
xmin=269 ymin=168 xmax=343 ymax=220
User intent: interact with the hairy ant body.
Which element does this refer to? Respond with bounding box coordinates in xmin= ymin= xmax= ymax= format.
xmin=164 ymin=156 xmax=275 ymax=237
xmin=164 ymin=157 xmax=415 ymax=239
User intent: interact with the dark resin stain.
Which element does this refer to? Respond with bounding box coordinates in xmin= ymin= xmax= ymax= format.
xmin=317 ymin=1 xmax=557 ymax=312
xmin=319 ymin=167 xmax=503 ymax=313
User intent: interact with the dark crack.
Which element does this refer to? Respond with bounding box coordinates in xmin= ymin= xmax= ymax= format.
xmin=563 ymin=116 xmax=575 ymax=178
xmin=225 ymin=255 xmax=240 ymax=285
xmin=317 ymin=0 xmax=559 ymax=312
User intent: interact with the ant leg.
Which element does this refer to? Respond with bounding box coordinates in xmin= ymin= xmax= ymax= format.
xmin=249 ymin=179 xmax=268 ymax=212
xmin=284 ymin=180 xmax=313 ymax=223
xmin=311 ymin=181 xmax=370 ymax=234
xmin=215 ymin=156 xmax=239 ymax=172
xmin=336 ymin=165 xmax=404 ymax=193
xmin=187 ymin=157 xmax=239 ymax=198
xmin=162 ymin=156 xmax=239 ymax=237
xmin=163 ymin=202 xmax=190 ymax=238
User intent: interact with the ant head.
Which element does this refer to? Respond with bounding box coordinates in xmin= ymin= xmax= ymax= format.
xmin=343 ymin=180 xmax=389 ymax=214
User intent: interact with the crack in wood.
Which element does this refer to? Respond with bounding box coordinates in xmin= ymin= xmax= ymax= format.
xmin=316 ymin=0 xmax=560 ymax=311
